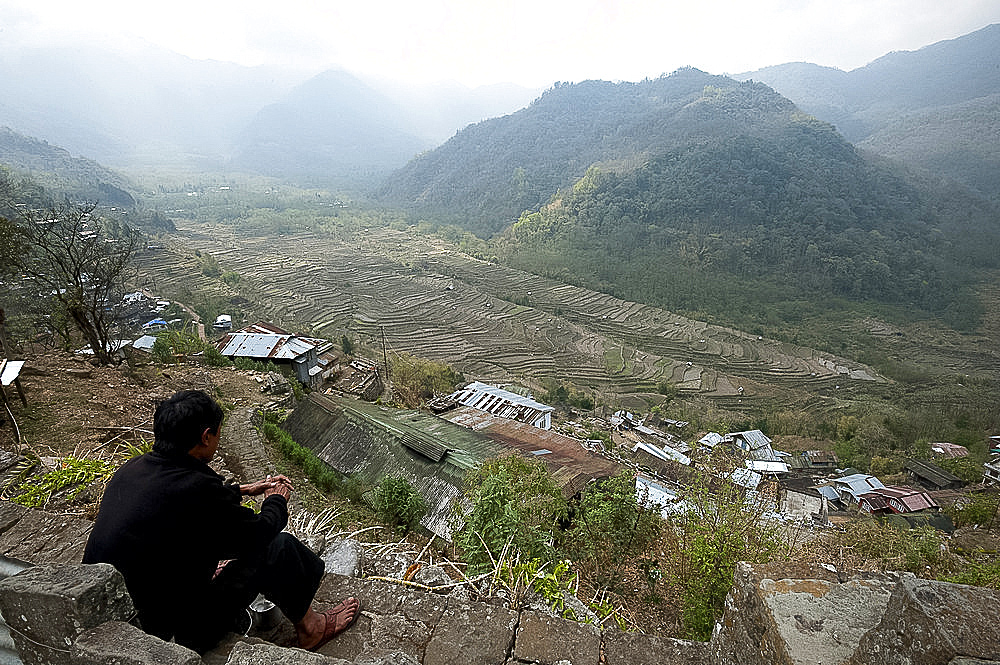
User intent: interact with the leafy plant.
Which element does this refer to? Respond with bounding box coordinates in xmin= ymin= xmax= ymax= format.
xmin=9 ymin=457 xmax=116 ymax=507
xmin=667 ymin=458 xmax=781 ymax=640
xmin=561 ymin=471 xmax=662 ymax=589
xmin=453 ymin=455 xmax=568 ymax=573
xmin=372 ymin=475 xmax=427 ymax=533
xmin=260 ymin=420 xmax=341 ymax=494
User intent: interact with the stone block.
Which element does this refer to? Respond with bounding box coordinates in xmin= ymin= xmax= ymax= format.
xmin=0 ymin=506 xmax=91 ymax=564
xmin=322 ymin=539 xmax=365 ymax=578
xmin=713 ymin=562 xmax=900 ymax=665
xmin=424 ymin=600 xmax=518 ymax=665
xmin=513 ymin=609 xmax=600 ymax=665
xmin=0 ymin=563 xmax=134 ymax=665
xmin=603 ymin=629 xmax=709 ymax=665
xmin=70 ymin=621 xmax=200 ymax=665
xmin=224 ymin=640 xmax=352 ymax=665
xmin=312 ymin=573 xmax=445 ymax=663
xmin=849 ymin=577 xmax=1000 ymax=665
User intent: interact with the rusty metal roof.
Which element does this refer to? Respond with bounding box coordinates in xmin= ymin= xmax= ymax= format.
xmin=443 ymin=406 xmax=619 ymax=496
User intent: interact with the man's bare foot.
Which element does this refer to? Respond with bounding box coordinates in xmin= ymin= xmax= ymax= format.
xmin=296 ymin=597 xmax=361 ymax=651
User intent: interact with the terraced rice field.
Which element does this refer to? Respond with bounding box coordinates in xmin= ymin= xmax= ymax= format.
xmin=139 ymin=222 xmax=885 ymax=411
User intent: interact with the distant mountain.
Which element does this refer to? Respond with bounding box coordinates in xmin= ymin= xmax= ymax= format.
xmin=0 ymin=127 xmax=136 ymax=207
xmin=379 ymin=68 xmax=753 ymax=235
xmin=739 ymin=24 xmax=1000 ymax=196
xmin=229 ymin=70 xmax=432 ymax=183
xmin=378 ymin=69 xmax=1000 ymax=329
xmin=0 ymin=42 xmax=538 ymax=180
xmin=0 ymin=43 xmax=301 ymax=169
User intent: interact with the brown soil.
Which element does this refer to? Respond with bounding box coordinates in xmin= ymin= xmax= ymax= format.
xmin=0 ymin=349 xmax=285 ymax=508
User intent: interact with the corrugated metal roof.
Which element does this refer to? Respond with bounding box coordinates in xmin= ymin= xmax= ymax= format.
xmin=726 ymin=429 xmax=773 ymax=450
xmin=745 ymin=460 xmax=789 ymax=474
xmin=442 ymin=405 xmax=619 ymax=497
xmin=834 ymin=473 xmax=885 ymax=499
xmin=858 ymin=486 xmax=938 ymax=513
xmin=216 ymin=332 xmax=326 ymax=360
xmin=904 ymin=458 xmax=963 ymax=489
xmin=448 ymin=381 xmax=554 ymax=426
xmin=283 ymin=394 xmax=504 ymax=540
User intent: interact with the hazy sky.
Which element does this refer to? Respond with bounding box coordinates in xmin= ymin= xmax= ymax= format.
xmin=3 ymin=0 xmax=999 ymax=88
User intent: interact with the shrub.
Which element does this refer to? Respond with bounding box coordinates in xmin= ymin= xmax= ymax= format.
xmin=372 ymin=476 xmax=427 ymax=533
xmin=561 ymin=471 xmax=662 ymax=588
xmin=260 ymin=421 xmax=340 ymax=494
xmin=667 ymin=460 xmax=781 ymax=640
xmin=453 ymin=456 xmax=568 ymax=573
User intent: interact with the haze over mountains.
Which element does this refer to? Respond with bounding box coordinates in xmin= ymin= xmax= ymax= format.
xmin=738 ymin=24 xmax=1000 ymax=198
xmin=2 ymin=23 xmax=999 ymax=335
xmin=0 ymin=40 xmax=540 ymax=177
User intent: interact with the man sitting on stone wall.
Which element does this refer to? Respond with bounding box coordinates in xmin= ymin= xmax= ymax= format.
xmin=83 ymin=389 xmax=360 ymax=653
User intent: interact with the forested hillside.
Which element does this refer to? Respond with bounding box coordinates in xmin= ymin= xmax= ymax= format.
xmin=0 ymin=127 xmax=137 ymax=207
xmin=379 ymin=68 xmax=753 ymax=235
xmin=740 ymin=24 xmax=1000 ymax=197
xmin=379 ymin=70 xmax=1000 ymax=333
xmin=496 ymin=126 xmax=999 ymax=332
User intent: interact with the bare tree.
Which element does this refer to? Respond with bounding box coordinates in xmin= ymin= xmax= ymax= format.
xmin=15 ymin=202 xmax=142 ymax=365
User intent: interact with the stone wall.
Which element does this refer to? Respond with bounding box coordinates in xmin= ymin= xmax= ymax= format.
xmin=0 ymin=503 xmax=997 ymax=665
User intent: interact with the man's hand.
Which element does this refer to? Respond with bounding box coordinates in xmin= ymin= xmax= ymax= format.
xmin=240 ymin=474 xmax=293 ymax=498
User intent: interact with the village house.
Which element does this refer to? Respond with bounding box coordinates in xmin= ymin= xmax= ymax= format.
xmin=903 ymin=458 xmax=964 ymax=491
xmin=282 ymin=393 xmax=618 ymax=539
xmin=214 ymin=321 xmax=334 ymax=387
xmin=778 ymin=477 xmax=829 ymax=523
xmin=447 ymin=381 xmax=554 ymax=430
xmin=929 ymin=442 xmax=969 ymax=459
xmin=857 ymin=486 xmax=939 ymax=515
xmin=817 ymin=473 xmax=885 ymax=509
xmin=724 ymin=429 xmax=790 ymax=475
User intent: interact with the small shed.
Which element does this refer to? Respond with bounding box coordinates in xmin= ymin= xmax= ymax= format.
xmin=904 ymin=458 xmax=964 ymax=491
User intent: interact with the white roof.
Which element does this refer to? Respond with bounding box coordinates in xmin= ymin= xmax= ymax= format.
xmin=727 ymin=429 xmax=773 ymax=450
xmin=731 ymin=467 xmax=763 ymax=489
xmin=216 ymin=333 xmax=321 ymax=360
xmin=833 ymin=473 xmax=885 ymax=498
xmin=745 ymin=460 xmax=789 ymax=474
xmin=132 ymin=335 xmax=158 ymax=351
xmin=448 ymin=381 xmax=553 ymax=423
xmin=699 ymin=432 xmax=724 ymax=447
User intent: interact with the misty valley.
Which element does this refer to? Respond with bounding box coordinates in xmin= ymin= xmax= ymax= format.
xmin=1 ymin=22 xmax=999 ymax=650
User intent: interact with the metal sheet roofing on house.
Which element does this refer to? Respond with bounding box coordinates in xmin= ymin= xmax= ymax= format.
xmin=726 ymin=429 xmax=773 ymax=450
xmin=443 ymin=405 xmax=619 ymax=497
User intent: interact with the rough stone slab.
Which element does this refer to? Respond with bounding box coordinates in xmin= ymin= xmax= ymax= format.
xmin=313 ymin=573 xmax=446 ymax=663
xmin=513 ymin=609 xmax=600 ymax=665
xmin=849 ymin=578 xmax=1000 ymax=665
xmin=0 ymin=563 xmax=133 ymax=665
xmin=0 ymin=505 xmax=91 ymax=564
xmin=603 ymin=629 xmax=709 ymax=665
xmin=322 ymin=539 xmax=365 ymax=578
xmin=424 ymin=600 xmax=518 ymax=665
xmin=0 ymin=501 xmax=28 ymax=536
xmin=224 ymin=640 xmax=352 ymax=665
xmin=713 ymin=562 xmax=900 ymax=665
xmin=70 ymin=620 xmax=201 ymax=665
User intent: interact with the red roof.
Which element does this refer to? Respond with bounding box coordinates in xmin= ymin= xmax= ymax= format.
xmin=857 ymin=486 xmax=939 ymax=513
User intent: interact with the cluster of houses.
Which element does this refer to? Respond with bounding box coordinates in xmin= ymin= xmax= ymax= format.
xmin=113 ymin=307 xmax=1000 ymax=536
xmin=614 ymin=410 xmax=994 ymax=529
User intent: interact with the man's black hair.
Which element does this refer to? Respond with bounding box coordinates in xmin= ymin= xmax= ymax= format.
xmin=152 ymin=390 xmax=224 ymax=457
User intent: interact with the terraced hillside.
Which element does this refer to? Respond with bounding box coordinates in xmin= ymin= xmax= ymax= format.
xmin=139 ymin=222 xmax=883 ymax=412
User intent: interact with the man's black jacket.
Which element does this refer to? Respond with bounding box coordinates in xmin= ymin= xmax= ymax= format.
xmin=82 ymin=450 xmax=288 ymax=640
